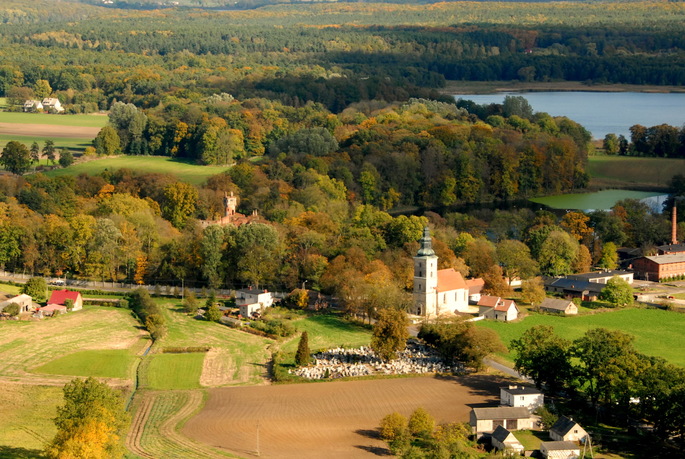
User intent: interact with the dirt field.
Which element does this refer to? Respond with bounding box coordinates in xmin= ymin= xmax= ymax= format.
xmin=183 ymin=374 xmax=512 ymax=459
xmin=0 ymin=122 xmax=100 ymax=139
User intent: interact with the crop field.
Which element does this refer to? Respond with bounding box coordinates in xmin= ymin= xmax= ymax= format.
xmin=587 ymin=155 xmax=685 ymax=189
xmin=33 ymin=349 xmax=137 ymax=380
xmin=45 ymin=156 xmax=231 ymax=186
xmin=183 ymin=374 xmax=512 ymax=459
xmin=477 ymin=308 xmax=685 ymax=367
xmin=0 ymin=384 xmax=61 ymax=458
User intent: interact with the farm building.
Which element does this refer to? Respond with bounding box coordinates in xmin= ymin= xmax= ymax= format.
xmin=490 ymin=425 xmax=524 ymax=454
xmin=39 ymin=304 xmax=67 ymax=316
xmin=566 ymin=270 xmax=633 ymax=284
xmin=469 ymin=406 xmax=534 ymax=437
xmin=550 ymin=416 xmax=587 ymax=443
xmin=413 ymin=227 xmax=482 ymax=317
xmin=538 ymin=298 xmax=578 ymax=315
xmin=500 ymin=385 xmax=544 ymax=411
xmin=544 ymin=278 xmax=604 ymax=301
xmin=47 ymin=290 xmax=83 ymax=311
xmin=477 ymin=296 xmax=519 ymax=322
xmin=632 ymin=254 xmax=685 ymax=281
xmin=0 ymin=294 xmax=36 ymax=314
xmin=656 ymin=242 xmax=685 ymax=255
xmin=539 ymin=441 xmax=580 ymax=459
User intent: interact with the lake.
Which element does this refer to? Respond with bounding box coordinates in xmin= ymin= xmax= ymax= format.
xmin=529 ymin=189 xmax=667 ymax=212
xmin=453 ymin=92 xmax=685 ymax=139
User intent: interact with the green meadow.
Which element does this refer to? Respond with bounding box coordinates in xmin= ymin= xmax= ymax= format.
xmin=281 ymin=312 xmax=372 ymax=356
xmin=0 ymin=135 xmax=93 ymax=152
xmin=529 ymin=189 xmax=662 ymax=210
xmin=33 ymin=349 xmax=137 ymax=379
xmin=478 ymin=308 xmax=685 ymax=367
xmin=587 ymin=155 xmax=685 ymax=189
xmin=0 ymin=111 xmax=107 ymax=128
xmin=45 ymin=156 xmax=231 ymax=185
xmin=146 ymin=353 xmax=205 ymax=390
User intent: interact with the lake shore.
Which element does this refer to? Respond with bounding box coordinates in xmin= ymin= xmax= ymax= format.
xmin=441 ymin=80 xmax=685 ymax=95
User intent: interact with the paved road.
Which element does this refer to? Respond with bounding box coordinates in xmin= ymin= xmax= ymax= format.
xmin=483 ymin=358 xmax=532 ymax=382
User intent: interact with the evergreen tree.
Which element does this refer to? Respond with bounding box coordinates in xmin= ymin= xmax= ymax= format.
xmin=295 ymin=331 xmax=311 ymax=366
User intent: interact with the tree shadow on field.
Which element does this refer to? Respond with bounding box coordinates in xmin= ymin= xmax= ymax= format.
xmin=354 ymin=429 xmax=392 ymax=456
xmin=435 ymin=373 xmax=515 ymax=401
xmin=0 ymin=446 xmax=43 ymax=459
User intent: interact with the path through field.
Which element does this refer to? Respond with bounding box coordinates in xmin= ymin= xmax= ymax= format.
xmin=0 ymin=122 xmax=101 ymax=139
xmin=183 ymin=374 xmax=511 ymax=458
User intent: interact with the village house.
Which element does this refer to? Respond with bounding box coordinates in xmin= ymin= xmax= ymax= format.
xmin=23 ymin=100 xmax=43 ymax=112
xmin=544 ymin=278 xmax=604 ymax=302
xmin=236 ymin=288 xmax=274 ymax=318
xmin=465 ymin=278 xmax=484 ymax=303
xmin=41 ymin=97 xmax=64 ymax=113
xmin=539 ymin=441 xmax=580 ymax=459
xmin=0 ymin=294 xmax=36 ymax=314
xmin=47 ymin=289 xmax=83 ymax=311
xmin=469 ymin=406 xmax=535 ymax=438
xmin=413 ymin=227 xmax=482 ymax=317
xmin=632 ymin=253 xmax=685 ymax=281
xmin=538 ymin=298 xmax=578 ymax=315
xmin=566 ymin=270 xmax=633 ymax=285
xmin=500 ymin=385 xmax=544 ymax=411
xmin=477 ymin=296 xmax=519 ymax=322
xmin=550 ymin=416 xmax=587 ymax=443
xmin=490 ymin=425 xmax=524 ymax=455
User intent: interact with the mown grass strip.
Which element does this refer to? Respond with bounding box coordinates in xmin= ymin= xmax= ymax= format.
xmin=33 ymin=349 xmax=137 ymax=379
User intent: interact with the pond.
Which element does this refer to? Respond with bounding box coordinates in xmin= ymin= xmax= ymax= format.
xmin=453 ymin=91 xmax=685 ymax=139
xmin=529 ymin=189 xmax=667 ymax=212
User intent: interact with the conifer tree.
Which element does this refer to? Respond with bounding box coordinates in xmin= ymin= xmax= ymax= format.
xmin=295 ymin=331 xmax=311 ymax=366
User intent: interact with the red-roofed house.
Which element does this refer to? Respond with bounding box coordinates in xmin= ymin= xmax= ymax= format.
xmin=47 ymin=290 xmax=83 ymax=311
xmin=478 ymin=296 xmax=519 ymax=322
xmin=413 ymin=227 xmax=475 ymax=317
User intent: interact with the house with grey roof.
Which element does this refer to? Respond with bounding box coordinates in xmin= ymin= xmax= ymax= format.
xmin=469 ymin=406 xmax=534 ymax=438
xmin=539 ymin=298 xmax=578 ymax=315
xmin=540 ymin=440 xmax=580 ymax=459
xmin=550 ymin=416 xmax=587 ymax=443
xmin=500 ymin=385 xmax=544 ymax=411
xmin=490 ymin=425 xmax=524 ymax=454
xmin=545 ymin=278 xmax=604 ymax=301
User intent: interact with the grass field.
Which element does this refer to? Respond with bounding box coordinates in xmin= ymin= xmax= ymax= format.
xmin=146 ymin=354 xmax=205 ymax=390
xmin=0 ymin=384 xmax=61 ymax=458
xmin=34 ymin=349 xmax=137 ymax=379
xmin=477 ymin=308 xmax=685 ymax=367
xmin=45 ymin=156 xmax=230 ymax=186
xmin=529 ymin=189 xmax=663 ymax=210
xmin=0 ymin=134 xmax=93 ymax=152
xmin=280 ymin=312 xmax=372 ymax=357
xmin=0 ymin=112 xmax=107 ymax=128
xmin=587 ymin=155 xmax=685 ymax=189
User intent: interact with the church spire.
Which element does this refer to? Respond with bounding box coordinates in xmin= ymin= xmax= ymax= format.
xmin=416 ymin=226 xmax=435 ymax=257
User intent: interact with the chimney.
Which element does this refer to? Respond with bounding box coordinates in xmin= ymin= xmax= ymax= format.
xmin=672 ymin=205 xmax=678 ymax=245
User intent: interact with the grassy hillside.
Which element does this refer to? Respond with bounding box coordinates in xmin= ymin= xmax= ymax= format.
xmin=477 ymin=308 xmax=685 ymax=367
xmin=45 ymin=156 xmax=231 ymax=185
xmin=587 ymin=155 xmax=685 ymax=189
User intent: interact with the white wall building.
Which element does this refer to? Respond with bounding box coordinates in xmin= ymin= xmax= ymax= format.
xmin=500 ymin=385 xmax=544 ymax=411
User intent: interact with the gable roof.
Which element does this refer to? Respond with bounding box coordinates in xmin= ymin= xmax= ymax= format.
xmin=436 ymin=268 xmax=466 ymax=292
xmin=656 ymin=243 xmax=685 ymax=253
xmin=472 ymin=406 xmax=530 ymax=420
xmin=501 ymin=385 xmax=542 ymax=396
xmin=41 ymin=304 xmax=67 ymax=312
xmin=547 ymin=278 xmax=604 ymax=293
xmin=495 ymin=299 xmax=517 ymax=312
xmin=643 ymin=253 xmax=685 ymax=265
xmin=478 ymin=295 xmax=501 ymax=307
xmin=47 ymin=290 xmax=81 ymax=306
xmin=539 ymin=298 xmax=574 ymax=311
xmin=567 ymin=270 xmax=631 ymax=281
xmin=465 ymin=278 xmax=485 ymax=295
xmin=491 ymin=425 xmax=516 ymax=443
xmin=551 ymin=415 xmax=581 ymax=437
xmin=541 ymin=440 xmax=580 ymax=451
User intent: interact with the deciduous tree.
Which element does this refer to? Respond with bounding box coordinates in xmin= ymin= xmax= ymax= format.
xmin=600 ymin=276 xmax=633 ymax=307
xmin=371 ymin=307 xmax=409 ymax=361
xmin=1 ymin=141 xmax=32 ymax=175
xmin=510 ymin=325 xmax=573 ymax=392
xmin=21 ymin=277 xmax=47 ymax=302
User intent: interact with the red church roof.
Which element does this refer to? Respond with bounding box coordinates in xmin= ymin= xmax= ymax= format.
xmin=436 ymin=268 xmax=467 ymax=292
xmin=47 ymin=289 xmax=81 ymax=306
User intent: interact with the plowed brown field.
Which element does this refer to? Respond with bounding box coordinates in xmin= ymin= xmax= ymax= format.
xmin=183 ymin=374 xmax=511 ymax=458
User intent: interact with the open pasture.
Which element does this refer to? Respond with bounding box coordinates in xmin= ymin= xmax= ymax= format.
xmin=0 ymin=134 xmax=94 ymax=153
xmin=183 ymin=374 xmax=510 ymax=459
xmin=45 ymin=156 xmax=231 ymax=186
xmin=281 ymin=312 xmax=372 ymax=356
xmin=0 ymin=112 xmax=107 ymax=128
xmin=34 ymin=349 xmax=136 ymax=380
xmin=529 ymin=189 xmax=662 ymax=210
xmin=587 ymin=155 xmax=685 ymax=189
xmin=146 ymin=353 xmax=205 ymax=390
xmin=477 ymin=308 xmax=685 ymax=367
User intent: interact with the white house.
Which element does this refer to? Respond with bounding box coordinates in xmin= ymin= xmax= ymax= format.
xmin=236 ymin=288 xmax=274 ymax=308
xmin=469 ymin=406 xmax=534 ymax=438
xmin=540 ymin=441 xmax=580 ymax=459
xmin=413 ymin=227 xmax=479 ymax=317
xmin=500 ymin=385 xmax=544 ymax=411
xmin=491 ymin=425 xmax=524 ymax=455
xmin=478 ymin=296 xmax=519 ymax=322
xmin=0 ymin=294 xmax=35 ymax=313
xmin=550 ymin=416 xmax=587 ymax=443
xmin=41 ymin=98 xmax=64 ymax=113
xmin=239 ymin=302 xmax=263 ymax=318
xmin=23 ymin=100 xmax=43 ymax=112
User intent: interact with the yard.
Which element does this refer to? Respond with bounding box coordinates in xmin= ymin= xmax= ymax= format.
xmin=477 ymin=307 xmax=685 ymax=367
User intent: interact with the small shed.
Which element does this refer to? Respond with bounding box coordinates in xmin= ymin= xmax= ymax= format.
xmin=500 ymin=385 xmax=544 ymax=411
xmin=540 ymin=440 xmax=580 ymax=459
xmin=491 ymin=425 xmax=524 ymax=454
xmin=539 ymin=298 xmax=578 ymax=315
xmin=40 ymin=304 xmax=67 ymax=316
xmin=550 ymin=416 xmax=587 ymax=443
xmin=0 ymin=294 xmax=35 ymax=313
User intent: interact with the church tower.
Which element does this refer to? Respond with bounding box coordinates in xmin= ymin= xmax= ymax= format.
xmin=413 ymin=227 xmax=438 ymax=317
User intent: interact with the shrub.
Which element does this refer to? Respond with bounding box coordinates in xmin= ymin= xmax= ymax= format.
xmin=295 ymin=331 xmax=311 ymax=366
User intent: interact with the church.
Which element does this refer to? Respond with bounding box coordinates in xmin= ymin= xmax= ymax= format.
xmin=412 ymin=227 xmax=472 ymax=317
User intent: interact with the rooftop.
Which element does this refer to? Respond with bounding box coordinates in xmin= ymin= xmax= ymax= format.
xmin=471 ymin=406 xmax=530 ymax=420
xmin=551 ymin=415 xmax=582 ymax=437
xmin=436 ymin=268 xmax=466 ymax=292
xmin=567 ymin=270 xmax=632 ymax=281
xmin=643 ymin=253 xmax=685 ymax=265
xmin=539 ymin=298 xmax=574 ymax=311
xmin=47 ymin=290 xmax=81 ymax=306
xmin=541 ymin=440 xmax=581 ymax=451
xmin=501 ymin=385 xmax=543 ymax=396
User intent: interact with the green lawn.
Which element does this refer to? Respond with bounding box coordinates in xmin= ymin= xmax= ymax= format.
xmin=45 ymin=156 xmax=230 ymax=185
xmin=33 ymin=349 xmax=137 ymax=379
xmin=587 ymin=155 xmax=685 ymax=188
xmin=281 ymin=312 xmax=372 ymax=356
xmin=478 ymin=308 xmax=685 ymax=367
xmin=0 ymin=111 xmax=108 ymax=128
xmin=0 ymin=135 xmax=93 ymax=152
xmin=529 ymin=189 xmax=662 ymax=210
xmin=146 ymin=353 xmax=205 ymax=390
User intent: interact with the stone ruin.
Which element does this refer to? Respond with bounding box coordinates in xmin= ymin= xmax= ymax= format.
xmin=290 ymin=340 xmax=463 ymax=379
